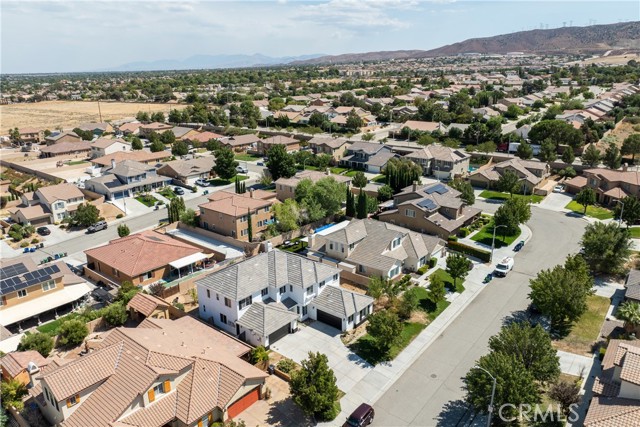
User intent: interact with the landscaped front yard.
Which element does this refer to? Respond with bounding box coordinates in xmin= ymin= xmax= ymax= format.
xmin=564 ymin=200 xmax=614 ymax=220
xmin=209 ymin=175 xmax=249 ymax=186
xmin=158 ymin=187 xmax=176 ymax=199
xmin=630 ymin=227 xmax=640 ymax=238
xmin=429 ymin=268 xmax=465 ymax=293
xmin=234 ymin=153 xmax=262 ymax=162
xmin=135 ymin=194 xmax=158 ymax=207
xmin=553 ymin=294 xmax=610 ymax=356
xmin=479 ymin=190 xmax=544 ymax=204
xmin=471 ymin=221 xmax=522 ymax=249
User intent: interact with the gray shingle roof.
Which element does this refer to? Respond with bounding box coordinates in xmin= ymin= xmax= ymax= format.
xmin=236 ymin=302 xmax=298 ymax=337
xmin=312 ymin=286 xmax=373 ymax=318
xmin=196 ymin=250 xmax=339 ymax=301
xmin=626 ymin=270 xmax=640 ymax=287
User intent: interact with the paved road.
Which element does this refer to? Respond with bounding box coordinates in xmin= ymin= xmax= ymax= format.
xmin=372 ymin=208 xmax=587 ymax=427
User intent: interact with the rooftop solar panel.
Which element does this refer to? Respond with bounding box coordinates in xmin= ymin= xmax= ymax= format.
xmin=418 ymin=199 xmax=437 ymax=210
xmin=425 ymin=183 xmax=448 ymax=195
xmin=0 ymin=263 xmax=28 ymax=279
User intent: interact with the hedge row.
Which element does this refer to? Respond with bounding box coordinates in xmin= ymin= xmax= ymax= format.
xmin=447 ymin=240 xmax=491 ymax=262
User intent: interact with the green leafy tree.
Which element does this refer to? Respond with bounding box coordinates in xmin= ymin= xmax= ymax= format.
xmin=345 ymin=187 xmax=356 ymax=217
xmin=73 ymin=203 xmax=100 ymax=227
xmin=446 ymin=253 xmax=470 ymax=290
xmin=117 ymin=223 xmax=130 ymax=237
xmin=622 ymin=134 xmax=640 ymax=164
xmin=450 ymin=179 xmax=475 ymax=205
xmin=398 ymin=288 xmax=420 ymax=320
xmin=617 ymin=301 xmax=640 ymax=333
xmin=179 ymin=208 xmax=198 ymax=227
xmin=516 ymin=142 xmax=533 ymax=160
xmin=213 ymin=146 xmax=238 ymax=180
xmin=615 ymin=196 xmax=640 ymax=227
xmin=267 ymin=144 xmax=296 ymax=181
xmin=273 ymin=199 xmax=300 ymax=232
xmin=167 ymin=197 xmax=186 ymax=223
xmin=131 ymin=137 xmax=143 ymax=150
xmin=366 ymin=310 xmax=403 ymax=353
xmin=206 ymin=139 xmax=221 ymax=152
xmin=352 ymin=171 xmax=368 ymax=188
xmin=290 ymin=352 xmax=340 ymax=421
xmin=488 ymin=323 xmax=560 ymax=383
xmin=603 ymin=142 xmax=622 ymax=169
xmin=149 ymin=139 xmax=166 ymax=153
xmin=539 ymin=139 xmax=557 ymax=163
xmin=249 ymin=345 xmax=269 ymax=365
xmin=549 ymin=381 xmax=581 ymax=417
xmin=116 ymin=281 xmax=140 ymax=305
xmin=581 ymin=144 xmax=601 ymax=167
xmin=428 ymin=275 xmax=447 ymax=303
xmin=366 ymin=276 xmax=387 ymax=300
xmin=529 ymin=120 xmax=584 ymax=150
xmin=464 ymin=352 xmax=541 ymax=420
xmin=492 ymin=197 xmax=530 ymax=237
xmin=377 ymin=184 xmax=394 ymax=202
xmin=345 ymin=109 xmax=363 ymax=131
xmin=171 ymin=140 xmax=188 ymax=156
xmin=17 ymin=332 xmax=54 ymax=357
xmin=151 ymin=111 xmax=165 ymax=123
xmin=268 ymin=97 xmax=285 ymax=111
xmin=160 ymin=130 xmax=175 ymax=145
xmin=1 ymin=379 xmax=28 ymax=411
xmin=58 ymin=319 xmax=89 ymax=347
xmin=497 ymin=170 xmax=521 ymax=197
xmin=383 ymin=158 xmax=422 ymax=192
xmin=581 ymin=221 xmax=631 ymax=274
xmin=299 ymin=178 xmax=346 ymax=222
xmin=561 ymin=146 xmax=575 ymax=165
xmin=575 ymin=187 xmax=596 ymax=214
xmin=136 ymin=111 xmax=150 ymax=122
xmin=356 ymin=190 xmax=368 ymax=219
xmin=475 ymin=141 xmax=497 ymax=155
xmin=103 ymin=302 xmax=128 ymax=327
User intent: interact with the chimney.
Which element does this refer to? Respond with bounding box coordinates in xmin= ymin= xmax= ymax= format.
xmin=250 ymin=188 xmax=254 ymax=198
xmin=308 ymin=233 xmax=316 ymax=249
xmin=27 ymin=362 xmax=40 ymax=388
xmin=412 ymin=181 xmax=419 ymax=191
xmin=623 ymin=163 xmax=628 ymax=172
xmin=111 ymin=159 xmax=116 ymax=170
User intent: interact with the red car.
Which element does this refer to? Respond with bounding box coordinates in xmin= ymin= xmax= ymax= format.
xmin=344 ymin=403 xmax=375 ymax=427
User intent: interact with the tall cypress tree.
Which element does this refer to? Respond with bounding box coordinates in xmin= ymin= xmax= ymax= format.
xmin=356 ymin=190 xmax=368 ymax=219
xmin=247 ymin=208 xmax=253 ymax=242
xmin=346 ymin=187 xmax=356 ymax=217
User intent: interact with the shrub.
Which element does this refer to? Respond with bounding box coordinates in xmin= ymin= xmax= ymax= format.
xmin=276 ymin=358 xmax=297 ymax=374
xmin=429 ymin=257 xmax=437 ymax=268
xmin=447 ymin=241 xmax=491 ymax=262
xmin=20 ymin=241 xmax=29 ymax=248
xmin=458 ymin=227 xmax=470 ymax=237
xmin=448 ymin=235 xmax=458 ymax=242
xmin=116 ymin=213 xmax=124 ymax=219
xmin=417 ymin=265 xmax=428 ymax=275
xmin=30 ymin=238 xmax=39 ymax=244
xmin=17 ymin=332 xmax=54 ymax=357
xmin=103 ymin=302 xmax=128 ymax=327
xmin=57 ymin=319 xmax=89 ymax=347
xmin=173 ymin=302 xmax=185 ymax=311
xmin=249 ymin=346 xmax=269 ymax=365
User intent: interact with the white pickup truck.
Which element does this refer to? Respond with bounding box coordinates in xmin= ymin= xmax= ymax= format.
xmin=494 ymin=257 xmax=514 ymax=277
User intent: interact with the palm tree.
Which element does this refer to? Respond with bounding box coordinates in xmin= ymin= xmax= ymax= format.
xmin=617 ymin=301 xmax=640 ymax=334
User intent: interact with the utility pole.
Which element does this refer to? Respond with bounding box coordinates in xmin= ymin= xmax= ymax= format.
xmin=97 ymin=100 xmax=103 ymax=122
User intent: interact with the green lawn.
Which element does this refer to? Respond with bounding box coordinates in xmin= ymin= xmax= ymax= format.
xmin=158 ymin=188 xmax=176 ymax=199
xmin=135 ymin=195 xmax=158 ymax=207
xmin=412 ymin=287 xmax=452 ymax=321
xmin=296 ymin=165 xmax=321 ymax=171
xmin=564 ymin=201 xmax=614 ymax=220
xmin=234 ymin=153 xmax=262 ymax=161
xmin=554 ymin=295 xmax=610 ymax=356
xmin=344 ymin=170 xmax=364 ymax=177
xmin=429 ymin=268 xmax=464 ymax=293
xmin=349 ymin=322 xmax=426 ymax=365
xmin=279 ymin=237 xmax=306 ymax=253
xmin=630 ymin=227 xmax=640 ymax=238
xmin=37 ymin=313 xmax=79 ymax=335
xmin=479 ymin=190 xmax=544 ymax=204
xmin=372 ymin=175 xmax=387 ymax=183
xmin=330 ymin=167 xmax=349 ymax=175
xmin=67 ymin=160 xmax=88 ymax=166
xmin=209 ymin=175 xmax=249 ymax=186
xmin=471 ymin=221 xmax=522 ymax=249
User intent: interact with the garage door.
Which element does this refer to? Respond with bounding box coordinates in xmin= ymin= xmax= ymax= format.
xmin=268 ymin=324 xmax=289 ymax=346
xmin=317 ymin=310 xmax=342 ymax=330
xmin=30 ymin=217 xmax=50 ymax=226
xmin=227 ymin=387 xmax=260 ymax=419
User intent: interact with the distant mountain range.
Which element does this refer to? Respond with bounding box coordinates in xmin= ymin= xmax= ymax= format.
xmin=292 ymin=21 xmax=640 ymax=65
xmin=109 ymin=53 xmax=325 ymax=72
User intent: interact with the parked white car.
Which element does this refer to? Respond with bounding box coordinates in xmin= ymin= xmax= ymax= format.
xmin=494 ymin=257 xmax=514 ymax=277
xmin=195 ymin=179 xmax=210 ymax=187
xmin=553 ymin=185 xmax=564 ymax=193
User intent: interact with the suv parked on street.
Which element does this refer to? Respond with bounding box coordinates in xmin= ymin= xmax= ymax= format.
xmin=344 ymin=403 xmax=375 ymax=427
xmin=87 ymin=220 xmax=108 ymax=233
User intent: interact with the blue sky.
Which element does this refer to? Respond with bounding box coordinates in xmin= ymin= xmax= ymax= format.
xmin=1 ymin=0 xmax=638 ymax=73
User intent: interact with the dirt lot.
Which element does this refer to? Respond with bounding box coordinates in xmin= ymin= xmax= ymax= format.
xmin=573 ymin=53 xmax=640 ymax=66
xmin=598 ymin=119 xmax=639 ymax=151
xmin=0 ymin=101 xmax=187 ymax=134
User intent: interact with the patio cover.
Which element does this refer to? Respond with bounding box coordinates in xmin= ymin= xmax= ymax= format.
xmin=168 ymin=253 xmax=208 ymax=270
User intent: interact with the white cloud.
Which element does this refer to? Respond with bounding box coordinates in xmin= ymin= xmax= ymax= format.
xmin=296 ymin=0 xmax=418 ymax=30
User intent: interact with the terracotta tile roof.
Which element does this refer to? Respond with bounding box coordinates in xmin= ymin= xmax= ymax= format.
xmin=199 ymin=190 xmax=276 ymax=217
xmin=585 ymin=168 xmax=640 ymax=186
xmin=1 ymin=350 xmax=48 ymax=378
xmin=184 ymin=131 xmax=224 ymax=143
xmin=584 ymin=397 xmax=640 ymax=427
xmin=36 ymin=183 xmax=84 ymax=205
xmin=92 ymin=150 xmax=171 ymax=167
xmin=224 ymin=134 xmax=263 ymax=147
xmin=402 ymin=120 xmax=446 ymax=132
xmin=118 ymin=123 xmax=141 ymax=133
xmin=261 ymin=135 xmax=298 ymax=146
xmin=119 ymin=391 xmax=177 ymax=427
xmin=140 ymin=122 xmax=173 ymax=131
xmin=126 ymin=292 xmax=169 ymax=317
xmin=620 ymin=349 xmax=640 ymax=386
xmin=84 ymin=230 xmax=202 ymax=277
xmin=275 ymin=169 xmax=351 ymax=188
xmin=9 ymin=203 xmax=50 ymax=220
xmin=40 ymin=141 xmax=92 ymax=154
xmin=592 ymin=376 xmax=621 ymax=397
xmin=91 ymin=137 xmax=127 ymax=149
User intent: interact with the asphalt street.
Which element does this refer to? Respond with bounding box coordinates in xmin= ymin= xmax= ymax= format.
xmin=372 ymin=208 xmax=588 ymax=427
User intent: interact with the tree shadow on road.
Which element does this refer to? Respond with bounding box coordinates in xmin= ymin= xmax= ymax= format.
xmin=436 ymin=399 xmax=479 ymax=427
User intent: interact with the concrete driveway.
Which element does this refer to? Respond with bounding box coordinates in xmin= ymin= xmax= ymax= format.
xmin=270 ymin=321 xmax=373 ymax=394
xmin=538 ymin=191 xmax=573 ymax=212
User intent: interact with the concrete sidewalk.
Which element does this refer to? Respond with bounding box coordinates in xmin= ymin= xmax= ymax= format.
xmin=558 ymin=350 xmax=593 ymax=378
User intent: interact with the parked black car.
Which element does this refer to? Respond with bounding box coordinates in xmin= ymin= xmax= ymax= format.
xmin=514 ymin=240 xmax=525 ymax=251
xmin=37 ymin=226 xmax=51 ymax=236
xmin=174 ymin=187 xmax=185 ymax=195
xmin=344 ymin=403 xmax=375 ymax=427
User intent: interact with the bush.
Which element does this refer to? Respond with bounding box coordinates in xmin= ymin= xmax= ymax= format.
xmin=447 ymin=241 xmax=491 ymax=262
xmin=17 ymin=332 xmax=54 ymax=357
xmin=276 ymin=358 xmax=297 ymax=374
xmin=57 ymin=319 xmax=89 ymax=347
xmin=103 ymin=302 xmax=128 ymax=327
xmin=116 ymin=214 xmax=124 ymax=219
xmin=417 ymin=265 xmax=428 ymax=275
xmin=458 ymin=227 xmax=470 ymax=237
xmin=448 ymin=235 xmax=458 ymax=242
xmin=249 ymin=345 xmax=269 ymax=365
xmin=30 ymin=238 xmax=39 ymax=244
xmin=173 ymin=302 xmax=185 ymax=311
xmin=429 ymin=257 xmax=437 ymax=268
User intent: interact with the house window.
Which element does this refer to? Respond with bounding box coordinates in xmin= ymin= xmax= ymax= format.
xmin=202 ymin=305 xmax=206 ymax=312
xmin=329 ymin=243 xmax=334 ymax=250
xmin=66 ymin=394 xmax=80 ymax=408
xmin=241 ymin=229 xmax=248 ymax=236
xmin=263 ymin=207 xmax=269 ymax=213
xmin=348 ymin=314 xmax=354 ymax=323
xmin=206 ymin=289 xmax=211 ymax=298
xmin=405 ymin=209 xmax=416 ymax=218
xmin=224 ymin=297 xmax=231 ymax=307
xmin=388 ymin=265 xmax=400 ymax=278
xmin=216 ymin=293 xmax=219 ymax=300
xmin=240 ymin=215 xmax=248 ymax=223
xmin=140 ymin=271 xmax=152 ymax=281
xmin=358 ymin=265 xmax=366 ymax=273
xmin=113 ymin=268 xmax=119 ymax=278
xmin=261 ymin=288 xmax=269 ymax=297
xmin=319 ymin=280 xmax=325 ymax=288
xmin=17 ymin=289 xmax=27 ymax=298
xmin=418 ymin=256 xmax=427 ymax=267
xmin=289 ymin=285 xmax=293 ymax=292
xmin=333 ymin=274 xmax=338 ymax=281
xmin=392 ymin=237 xmax=401 ymax=248
xmin=239 ymin=296 xmax=253 ymax=310
xmin=153 ymin=383 xmax=166 ymax=396
xmin=41 ymin=280 xmax=55 ymax=292
xmin=306 ymin=286 xmax=313 ymax=295
xmin=54 ymin=202 xmax=64 ymax=209
xmin=279 ymin=286 xmax=286 ymax=294
xmin=302 ymin=306 xmax=308 ymax=316
xmin=220 ymin=313 xmax=227 ymax=324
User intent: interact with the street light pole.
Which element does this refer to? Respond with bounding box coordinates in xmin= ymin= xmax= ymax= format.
xmin=473 ymin=365 xmax=497 ymax=427
xmin=616 ymin=199 xmax=625 ymax=227
xmin=491 ymin=224 xmax=508 ymax=263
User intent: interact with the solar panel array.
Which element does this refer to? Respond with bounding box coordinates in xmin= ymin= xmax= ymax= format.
xmin=0 ymin=264 xmax=60 ymax=295
xmin=425 ymin=183 xmax=449 ymax=195
xmin=0 ymin=263 xmax=28 ymax=280
xmin=417 ymin=199 xmax=438 ymax=210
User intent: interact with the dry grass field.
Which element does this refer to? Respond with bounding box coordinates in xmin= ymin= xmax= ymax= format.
xmin=0 ymin=101 xmax=187 ymax=134
xmin=571 ymin=53 xmax=640 ymax=66
xmin=597 ymin=118 xmax=640 ymax=151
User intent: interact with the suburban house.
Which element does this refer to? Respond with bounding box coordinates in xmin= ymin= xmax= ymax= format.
xmin=401 ymin=120 xmax=448 ymax=134
xmin=308 ymin=218 xmax=444 ymax=280
xmin=84 ymin=159 xmax=171 ymax=200
xmin=157 ymin=157 xmax=216 ymax=185
xmin=257 ymin=135 xmax=300 ymax=155
xmin=91 ymin=150 xmax=172 ymax=168
xmin=126 ymin=292 xmax=183 ymax=321
xmin=183 ymin=131 xmax=225 ymax=146
xmin=84 ymin=230 xmax=207 ymax=287
xmin=0 ymin=256 xmax=92 ymax=331
xmin=44 ymin=132 xmax=82 ymax=145
xmin=139 ymin=122 xmax=173 ymax=137
xmin=117 ymin=122 xmax=142 ymax=136
xmin=340 ymin=142 xmax=397 ymax=173
xmin=468 ymin=158 xmax=550 ymax=194
xmin=169 ymin=126 xmax=194 ymax=140
xmin=308 ymin=136 xmax=350 ymax=161
xmin=90 ymin=138 xmax=130 ymax=158
xmin=275 ymin=169 xmax=352 ymax=201
xmin=18 ymin=128 xmax=44 ymax=144
xmin=565 ymin=167 xmax=640 ymax=207
xmin=404 ymin=145 xmax=471 ymax=180
xmin=40 ymin=141 xmax=92 ymax=158
xmin=1 ymin=350 xmax=49 ymax=386
xmin=198 ymin=189 xmax=278 ymax=241
xmin=76 ymin=122 xmax=113 ymax=136
xmin=221 ymin=134 xmax=263 ymax=153
xmin=584 ymin=339 xmax=640 ymax=426
xmin=9 ymin=183 xmax=86 ymax=225
xmin=378 ymin=182 xmax=482 ymax=239
xmin=30 ymin=316 xmax=268 ymax=426
xmin=196 ymin=250 xmax=373 ymax=346
xmin=624 ymin=270 xmax=640 ymax=304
